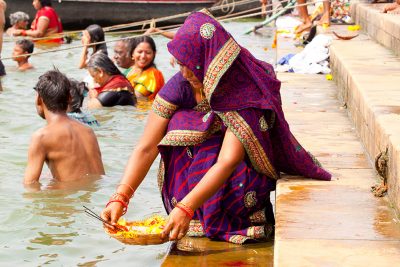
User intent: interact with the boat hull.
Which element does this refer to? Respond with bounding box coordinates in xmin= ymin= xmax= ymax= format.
xmin=5 ymin=0 xmax=258 ymax=30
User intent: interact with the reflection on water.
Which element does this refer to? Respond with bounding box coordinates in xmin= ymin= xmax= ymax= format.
xmin=0 ymin=21 xmax=275 ymax=266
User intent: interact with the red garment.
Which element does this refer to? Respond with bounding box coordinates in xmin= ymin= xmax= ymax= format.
xmin=31 ymin=6 xmax=63 ymax=43
xmin=95 ymin=75 xmax=134 ymax=95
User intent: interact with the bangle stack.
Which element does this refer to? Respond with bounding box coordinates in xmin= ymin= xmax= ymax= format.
xmin=21 ymin=30 xmax=27 ymax=36
xmin=176 ymin=202 xmax=194 ymax=219
xmin=106 ymin=192 xmax=130 ymax=215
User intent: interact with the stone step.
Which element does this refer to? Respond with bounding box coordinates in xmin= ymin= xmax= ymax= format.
xmin=275 ymin=72 xmax=400 ymax=266
xmin=330 ymin=30 xmax=400 ymax=216
xmin=274 ymin=19 xmax=400 ymax=264
xmin=351 ymin=2 xmax=400 ymax=56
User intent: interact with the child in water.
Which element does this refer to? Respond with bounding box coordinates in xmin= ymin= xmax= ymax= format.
xmin=12 ymin=39 xmax=34 ymax=71
xmin=67 ymin=79 xmax=100 ymax=127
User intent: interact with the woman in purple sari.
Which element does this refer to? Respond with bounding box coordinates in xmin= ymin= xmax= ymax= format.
xmin=101 ymin=9 xmax=331 ymax=244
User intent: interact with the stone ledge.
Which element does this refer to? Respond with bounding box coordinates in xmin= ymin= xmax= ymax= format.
xmin=330 ymin=34 xmax=400 ymax=216
xmin=351 ymin=2 xmax=400 ymax=56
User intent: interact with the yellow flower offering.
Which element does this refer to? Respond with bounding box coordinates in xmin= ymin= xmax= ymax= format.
xmin=105 ymin=215 xmax=168 ymax=245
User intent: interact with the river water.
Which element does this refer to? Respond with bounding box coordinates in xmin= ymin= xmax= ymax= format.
xmin=0 ymin=21 xmax=275 ymax=266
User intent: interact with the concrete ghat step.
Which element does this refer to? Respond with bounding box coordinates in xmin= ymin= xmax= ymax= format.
xmin=352 ymin=2 xmax=400 ymax=56
xmin=274 ymin=71 xmax=400 ymax=266
xmin=330 ymin=32 xmax=400 ymax=216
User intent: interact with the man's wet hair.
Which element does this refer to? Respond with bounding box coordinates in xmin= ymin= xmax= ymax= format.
xmin=16 ymin=39 xmax=34 ymax=58
xmin=34 ymin=69 xmax=71 ymax=113
xmin=69 ymin=79 xmax=88 ymax=113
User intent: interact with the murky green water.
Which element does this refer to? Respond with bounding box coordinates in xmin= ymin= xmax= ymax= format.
xmin=0 ymin=21 xmax=275 ymax=266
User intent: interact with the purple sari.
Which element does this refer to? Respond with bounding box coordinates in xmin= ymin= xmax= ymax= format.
xmin=152 ymin=9 xmax=330 ymax=244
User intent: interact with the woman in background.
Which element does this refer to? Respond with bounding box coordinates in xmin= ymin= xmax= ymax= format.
xmin=13 ymin=0 xmax=63 ymax=42
xmin=126 ymin=36 xmax=164 ymax=100
xmin=6 ymin=11 xmax=29 ymax=36
xmin=79 ymin=24 xmax=107 ymax=69
xmin=87 ymin=52 xmax=136 ymax=108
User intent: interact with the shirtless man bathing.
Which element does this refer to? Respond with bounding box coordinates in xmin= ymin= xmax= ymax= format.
xmin=24 ymin=69 xmax=104 ymax=186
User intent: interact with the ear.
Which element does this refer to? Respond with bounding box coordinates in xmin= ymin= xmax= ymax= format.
xmin=35 ymin=93 xmax=42 ymax=105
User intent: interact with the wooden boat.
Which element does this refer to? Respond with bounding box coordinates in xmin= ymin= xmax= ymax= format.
xmin=5 ymin=0 xmax=259 ymax=30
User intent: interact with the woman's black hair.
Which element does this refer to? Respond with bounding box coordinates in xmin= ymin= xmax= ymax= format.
xmin=39 ymin=0 xmax=52 ymax=7
xmin=131 ymin=36 xmax=157 ymax=70
xmin=85 ymin=24 xmax=108 ymax=55
xmin=87 ymin=52 xmax=122 ymax=76
xmin=69 ymin=79 xmax=88 ymax=113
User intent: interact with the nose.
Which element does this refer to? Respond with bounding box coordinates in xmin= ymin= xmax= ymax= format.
xmin=180 ymin=66 xmax=190 ymax=79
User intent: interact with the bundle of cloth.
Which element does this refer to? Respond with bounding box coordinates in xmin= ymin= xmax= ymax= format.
xmin=277 ymin=34 xmax=332 ymax=74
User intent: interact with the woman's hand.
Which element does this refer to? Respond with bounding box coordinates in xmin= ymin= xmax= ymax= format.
xmin=101 ymin=201 xmax=125 ymax=230
xmin=12 ymin=29 xmax=22 ymax=36
xmin=161 ymin=207 xmax=191 ymax=241
xmin=81 ymin=34 xmax=90 ymax=46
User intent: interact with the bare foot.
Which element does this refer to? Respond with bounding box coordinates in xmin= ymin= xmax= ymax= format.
xmin=295 ymin=22 xmax=312 ymax=34
xmin=316 ymin=12 xmax=330 ymax=26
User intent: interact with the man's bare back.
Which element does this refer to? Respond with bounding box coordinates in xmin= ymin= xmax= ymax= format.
xmin=24 ymin=70 xmax=104 ymax=185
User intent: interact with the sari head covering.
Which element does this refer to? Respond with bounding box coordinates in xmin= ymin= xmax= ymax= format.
xmin=163 ymin=9 xmax=331 ymax=181
xmin=167 ymin=9 xmax=281 ymax=112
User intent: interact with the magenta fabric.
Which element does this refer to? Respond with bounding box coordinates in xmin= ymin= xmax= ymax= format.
xmin=155 ymin=10 xmax=331 ymax=243
xmin=165 ymin=11 xmax=331 ymax=180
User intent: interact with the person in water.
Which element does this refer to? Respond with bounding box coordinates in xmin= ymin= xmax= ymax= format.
xmin=87 ymin=52 xmax=137 ymax=108
xmin=113 ymin=39 xmax=135 ymax=75
xmin=12 ymin=39 xmax=34 ymax=71
xmin=67 ymin=79 xmax=99 ymax=127
xmin=126 ymin=36 xmax=165 ymax=100
xmin=6 ymin=11 xmax=29 ymax=36
xmin=101 ymin=10 xmax=330 ymax=244
xmin=13 ymin=0 xmax=63 ymax=42
xmin=24 ymin=69 xmax=104 ymax=185
xmin=79 ymin=24 xmax=107 ymax=69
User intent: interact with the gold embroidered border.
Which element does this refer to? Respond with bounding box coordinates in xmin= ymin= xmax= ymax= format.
xmin=160 ymin=119 xmax=221 ymax=146
xmin=157 ymin=159 xmax=165 ymax=193
xmin=247 ymin=226 xmax=265 ymax=239
xmin=217 ymin=111 xmax=278 ymax=179
xmin=102 ymin=86 xmax=131 ymax=93
xmin=152 ymin=94 xmax=178 ymax=119
xmin=229 ymin=235 xmax=249 ymax=244
xmin=249 ymin=209 xmax=267 ymax=224
xmin=187 ymin=220 xmax=205 ymax=237
xmin=203 ymin=38 xmax=241 ymax=101
xmin=199 ymin=8 xmax=215 ymax=19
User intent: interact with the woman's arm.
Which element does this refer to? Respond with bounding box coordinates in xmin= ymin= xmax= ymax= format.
xmin=101 ymin=111 xmax=169 ymax=225
xmin=14 ymin=17 xmax=49 ymax=38
xmin=87 ymin=89 xmax=103 ymax=109
xmin=162 ymin=128 xmax=246 ymax=240
xmin=78 ymin=34 xmax=90 ymax=69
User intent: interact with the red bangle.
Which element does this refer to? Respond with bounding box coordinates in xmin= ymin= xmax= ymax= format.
xmin=176 ymin=202 xmax=194 ymax=218
xmin=115 ymin=192 xmax=130 ymax=202
xmin=106 ymin=199 xmax=128 ymax=215
xmin=176 ymin=205 xmax=193 ymax=219
xmin=21 ymin=30 xmax=27 ymax=36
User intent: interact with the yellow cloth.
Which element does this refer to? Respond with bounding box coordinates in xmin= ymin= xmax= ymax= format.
xmin=126 ymin=66 xmax=165 ymax=100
